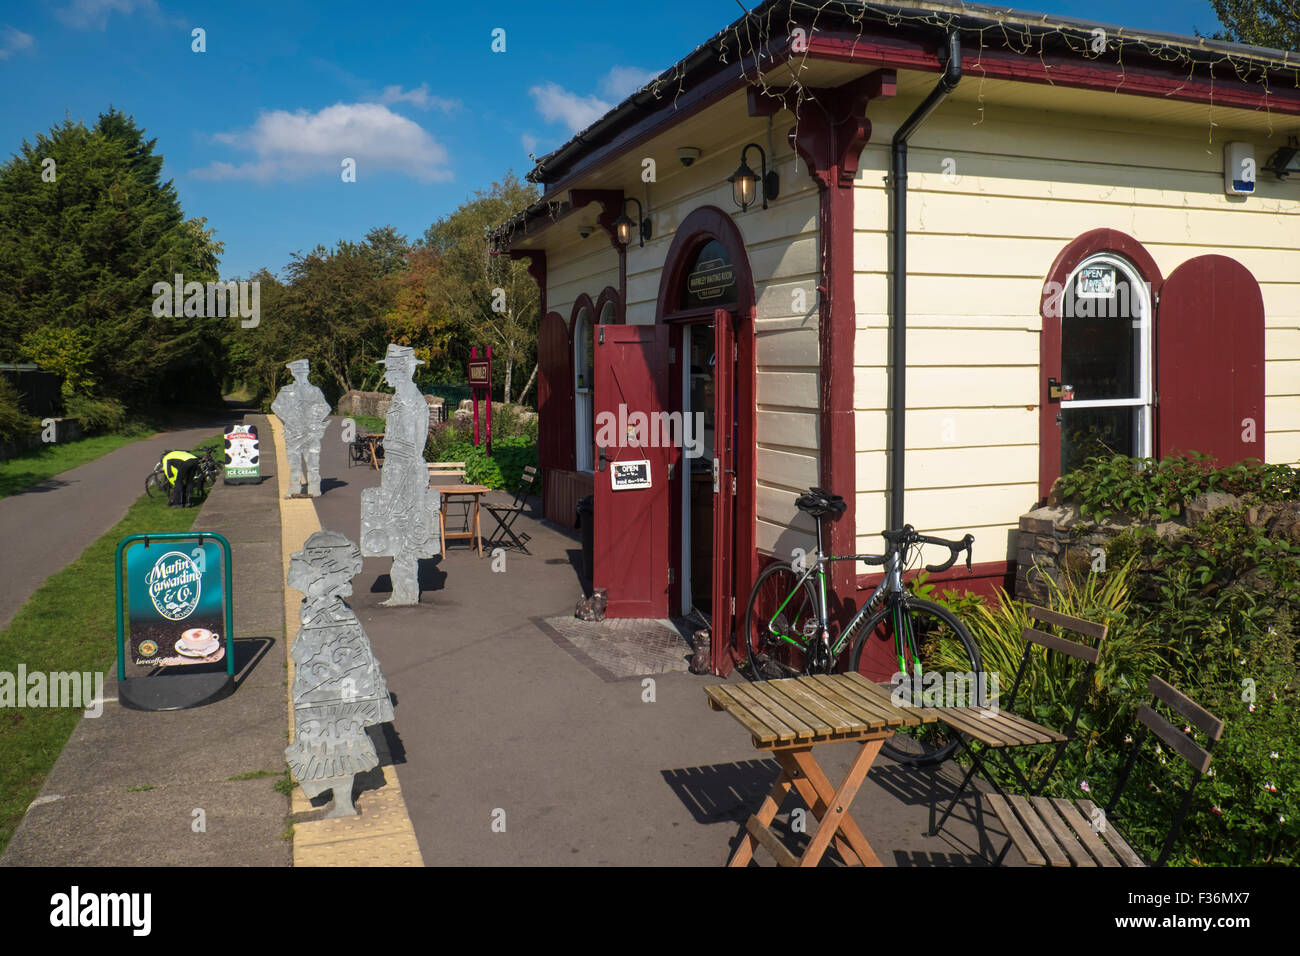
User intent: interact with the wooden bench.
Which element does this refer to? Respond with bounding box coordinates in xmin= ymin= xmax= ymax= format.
xmin=705 ymin=673 xmax=938 ymax=867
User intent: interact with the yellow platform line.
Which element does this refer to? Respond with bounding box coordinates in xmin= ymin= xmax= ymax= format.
xmin=270 ymin=415 xmax=425 ymax=866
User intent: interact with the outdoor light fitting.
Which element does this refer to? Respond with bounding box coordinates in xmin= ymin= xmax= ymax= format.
xmin=613 ymin=197 xmax=651 ymax=247
xmin=1263 ymin=140 xmax=1300 ymax=180
xmin=729 ymin=143 xmax=779 ymax=211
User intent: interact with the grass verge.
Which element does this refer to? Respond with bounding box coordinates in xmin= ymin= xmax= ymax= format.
xmin=0 ymin=428 xmax=154 ymax=499
xmin=0 ymin=465 xmax=203 ymax=856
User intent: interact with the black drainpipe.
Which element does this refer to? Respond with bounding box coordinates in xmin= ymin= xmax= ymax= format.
xmin=889 ymin=29 xmax=962 ymax=530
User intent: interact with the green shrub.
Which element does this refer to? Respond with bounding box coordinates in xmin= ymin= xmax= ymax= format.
xmin=0 ymin=377 xmax=39 ymax=442
xmin=1059 ymin=453 xmax=1299 ymax=522
xmin=64 ymin=393 xmax=128 ymax=434
xmin=422 ymin=421 xmax=536 ymax=491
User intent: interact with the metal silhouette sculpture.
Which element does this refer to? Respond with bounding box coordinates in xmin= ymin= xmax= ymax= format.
xmin=285 ymin=530 xmax=395 ymax=817
xmin=360 ymin=344 xmax=440 ymax=605
xmin=272 ymin=359 xmax=331 ymax=497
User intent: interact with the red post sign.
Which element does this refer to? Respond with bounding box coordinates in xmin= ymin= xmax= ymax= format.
xmin=468 ymin=346 xmax=493 ymax=456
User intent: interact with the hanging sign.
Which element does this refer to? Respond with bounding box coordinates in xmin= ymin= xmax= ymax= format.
xmin=115 ymin=532 xmax=235 ymax=710
xmin=611 ymin=459 xmax=652 ymax=491
xmin=223 ymin=425 xmax=260 ymax=483
xmin=469 ymin=345 xmax=493 ymax=456
xmin=1076 ymin=266 xmax=1117 ymax=298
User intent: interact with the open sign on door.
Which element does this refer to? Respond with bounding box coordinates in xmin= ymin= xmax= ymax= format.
xmin=611 ymin=459 xmax=652 ymax=491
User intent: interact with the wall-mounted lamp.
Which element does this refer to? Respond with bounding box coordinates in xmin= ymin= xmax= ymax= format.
xmin=729 ymin=143 xmax=779 ymax=211
xmin=613 ymin=197 xmax=651 ymax=247
xmin=1264 ymin=138 xmax=1300 ymax=181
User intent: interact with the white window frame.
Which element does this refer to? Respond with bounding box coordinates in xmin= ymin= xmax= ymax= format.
xmin=574 ymin=307 xmax=594 ymax=472
xmin=1061 ymin=253 xmax=1154 ymax=459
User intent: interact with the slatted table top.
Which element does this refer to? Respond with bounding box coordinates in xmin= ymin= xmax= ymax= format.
xmin=706 ymin=673 xmax=938 ymax=750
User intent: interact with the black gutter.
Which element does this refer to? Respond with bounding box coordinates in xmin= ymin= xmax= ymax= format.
xmin=889 ymin=28 xmax=961 ymax=531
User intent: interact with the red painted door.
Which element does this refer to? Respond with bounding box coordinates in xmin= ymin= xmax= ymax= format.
xmin=593 ymin=323 xmax=671 ymax=617
xmin=711 ymin=310 xmax=736 ymax=674
xmin=1157 ymin=255 xmax=1265 ymax=464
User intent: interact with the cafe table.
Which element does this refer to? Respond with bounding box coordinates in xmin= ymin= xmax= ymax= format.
xmin=430 ymin=484 xmax=490 ymax=557
xmin=704 ymin=672 xmax=936 ymax=867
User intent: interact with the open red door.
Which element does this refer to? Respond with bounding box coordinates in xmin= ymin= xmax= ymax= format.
xmin=712 ymin=310 xmax=736 ymax=674
xmin=593 ymin=323 xmax=671 ymax=617
xmin=1157 ymin=255 xmax=1265 ymax=465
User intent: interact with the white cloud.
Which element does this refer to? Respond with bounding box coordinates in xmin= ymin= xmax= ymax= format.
xmin=529 ymin=66 xmax=658 ymax=135
xmin=521 ymin=134 xmax=539 ymax=158
xmin=0 ymin=26 xmax=34 ymax=59
xmin=56 ymin=0 xmax=159 ymax=30
xmin=529 ymin=82 xmax=613 ymax=134
xmin=598 ymin=66 xmax=658 ymax=100
xmin=192 ymin=102 xmax=452 ymax=184
xmin=378 ymin=83 xmax=459 ymax=113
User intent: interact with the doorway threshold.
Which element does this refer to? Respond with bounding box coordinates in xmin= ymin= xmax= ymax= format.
xmin=533 ymin=616 xmax=699 ymax=682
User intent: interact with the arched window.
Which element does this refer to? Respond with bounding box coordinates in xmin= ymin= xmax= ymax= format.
xmin=1058 ymin=252 xmax=1153 ymax=475
xmin=573 ymin=306 xmax=595 ymax=471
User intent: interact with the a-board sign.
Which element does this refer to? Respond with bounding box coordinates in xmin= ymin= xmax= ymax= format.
xmin=223 ymin=425 xmax=260 ymax=483
xmin=611 ymin=459 xmax=652 ymax=491
xmin=115 ymin=532 xmax=235 ymax=710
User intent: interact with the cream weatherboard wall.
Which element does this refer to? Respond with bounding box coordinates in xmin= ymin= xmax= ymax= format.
xmin=852 ymin=94 xmax=1300 ymax=566
xmin=544 ymin=124 xmax=823 ymax=562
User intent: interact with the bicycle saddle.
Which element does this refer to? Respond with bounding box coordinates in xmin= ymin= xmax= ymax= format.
xmin=795 ymin=487 xmax=845 ymax=518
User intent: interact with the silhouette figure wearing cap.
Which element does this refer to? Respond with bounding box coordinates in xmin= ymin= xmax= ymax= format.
xmin=272 ymin=359 xmax=331 ymax=497
xmin=360 ymin=344 xmax=439 ymax=605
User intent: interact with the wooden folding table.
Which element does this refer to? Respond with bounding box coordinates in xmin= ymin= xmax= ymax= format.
xmin=705 ymin=672 xmax=936 ymax=867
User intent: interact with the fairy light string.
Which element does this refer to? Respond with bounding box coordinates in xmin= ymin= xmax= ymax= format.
xmin=488 ymin=0 xmax=1299 ymax=252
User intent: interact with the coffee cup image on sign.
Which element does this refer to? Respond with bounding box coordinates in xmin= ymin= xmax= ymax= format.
xmin=177 ymin=628 xmax=220 ymax=657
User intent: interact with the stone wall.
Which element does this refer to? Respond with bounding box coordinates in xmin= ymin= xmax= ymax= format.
xmin=1015 ymin=491 xmax=1300 ymax=602
xmin=0 ymin=417 xmax=83 ymax=461
xmin=337 ymin=391 xmax=444 ymax=432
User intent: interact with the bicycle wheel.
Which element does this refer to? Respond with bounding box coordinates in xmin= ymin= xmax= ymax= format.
xmin=743 ymin=562 xmax=820 ymax=681
xmin=145 ymin=470 xmax=168 ymax=499
xmin=849 ymin=596 xmax=982 ymax=767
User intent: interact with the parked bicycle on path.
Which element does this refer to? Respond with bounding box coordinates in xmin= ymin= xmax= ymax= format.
xmin=742 ymin=486 xmax=982 ymax=766
xmin=145 ymin=450 xmax=220 ymax=505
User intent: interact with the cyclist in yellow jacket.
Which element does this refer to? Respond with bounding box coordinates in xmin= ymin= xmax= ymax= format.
xmin=161 ymin=450 xmax=200 ymax=508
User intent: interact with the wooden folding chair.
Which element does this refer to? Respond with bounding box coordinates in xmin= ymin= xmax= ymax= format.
xmin=986 ymin=675 xmax=1224 ymax=866
xmin=930 ymin=605 xmax=1107 ymax=837
xmin=484 ymin=465 xmax=539 ymax=554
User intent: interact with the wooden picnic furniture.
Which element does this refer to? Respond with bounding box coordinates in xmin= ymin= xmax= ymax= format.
xmin=705 ymin=672 xmax=938 ymax=867
xmin=985 ymin=675 xmax=1223 ymax=867
xmin=929 ymin=605 xmax=1105 ymax=838
xmin=484 ymin=465 xmax=539 ymax=554
xmin=430 ymin=483 xmax=489 ymax=557
xmin=362 ymin=433 xmax=385 ymax=469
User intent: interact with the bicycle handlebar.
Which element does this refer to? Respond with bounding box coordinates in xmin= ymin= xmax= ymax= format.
xmin=917 ymin=532 xmax=975 ymax=573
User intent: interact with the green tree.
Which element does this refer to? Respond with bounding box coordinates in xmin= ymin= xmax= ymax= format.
xmin=1209 ymin=0 xmax=1299 ymax=51
xmin=420 ymin=172 xmax=541 ymax=404
xmin=0 ymin=108 xmax=226 ymax=409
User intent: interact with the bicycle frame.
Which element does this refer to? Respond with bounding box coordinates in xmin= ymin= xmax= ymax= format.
xmin=762 ymin=518 xmax=923 ymax=674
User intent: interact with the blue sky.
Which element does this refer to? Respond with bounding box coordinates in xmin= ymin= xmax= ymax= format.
xmin=0 ymin=0 xmax=1227 ymax=279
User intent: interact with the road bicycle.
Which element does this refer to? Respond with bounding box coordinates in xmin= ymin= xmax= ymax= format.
xmin=741 ymin=486 xmax=982 ymax=766
xmin=145 ymin=451 xmax=220 ymax=502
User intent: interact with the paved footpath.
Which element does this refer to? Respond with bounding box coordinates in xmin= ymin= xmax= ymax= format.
xmin=1 ymin=414 xmax=291 ymax=866
xmin=0 ymin=412 xmax=233 ymax=631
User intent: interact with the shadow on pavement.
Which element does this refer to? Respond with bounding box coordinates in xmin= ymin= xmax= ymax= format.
xmin=662 ymin=759 xmax=781 ymax=825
